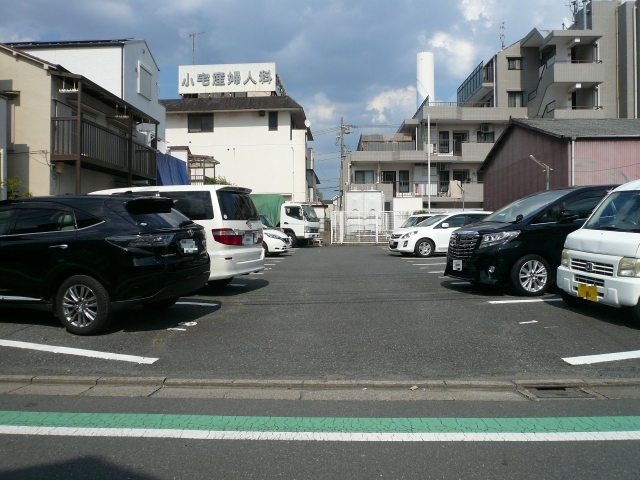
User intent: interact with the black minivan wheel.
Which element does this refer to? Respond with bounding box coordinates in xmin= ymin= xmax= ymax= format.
xmin=56 ymin=275 xmax=111 ymax=335
xmin=510 ymin=254 xmax=550 ymax=296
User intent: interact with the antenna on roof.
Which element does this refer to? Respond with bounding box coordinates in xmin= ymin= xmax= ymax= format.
xmin=499 ymin=22 xmax=505 ymax=50
xmin=189 ymin=31 xmax=205 ymax=65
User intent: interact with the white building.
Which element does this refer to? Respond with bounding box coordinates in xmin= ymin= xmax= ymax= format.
xmin=8 ymin=39 xmax=166 ymax=146
xmin=161 ymin=63 xmax=316 ymax=202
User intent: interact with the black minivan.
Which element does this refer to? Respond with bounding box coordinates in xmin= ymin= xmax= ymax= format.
xmin=0 ymin=196 xmax=210 ymax=334
xmin=444 ymin=185 xmax=616 ymax=296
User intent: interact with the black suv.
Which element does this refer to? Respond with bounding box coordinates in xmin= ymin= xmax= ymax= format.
xmin=444 ymin=186 xmax=616 ymax=296
xmin=0 ymin=196 xmax=210 ymax=334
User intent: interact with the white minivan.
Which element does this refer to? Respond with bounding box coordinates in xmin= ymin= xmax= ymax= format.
xmin=557 ymin=179 xmax=640 ymax=325
xmin=91 ymin=185 xmax=264 ymax=287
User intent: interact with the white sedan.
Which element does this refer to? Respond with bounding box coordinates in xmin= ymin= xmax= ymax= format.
xmin=394 ymin=211 xmax=491 ymax=257
xmin=260 ymin=215 xmax=291 ymax=256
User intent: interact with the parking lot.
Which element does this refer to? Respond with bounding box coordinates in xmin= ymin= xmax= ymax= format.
xmin=1 ymin=245 xmax=640 ymax=381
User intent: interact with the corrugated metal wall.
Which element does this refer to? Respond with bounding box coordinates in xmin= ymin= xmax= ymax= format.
xmin=483 ymin=126 xmax=569 ymax=211
xmin=575 ymin=139 xmax=640 ymax=185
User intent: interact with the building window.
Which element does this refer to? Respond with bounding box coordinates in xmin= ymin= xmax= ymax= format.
xmin=188 ymin=113 xmax=214 ymax=133
xmin=477 ymin=131 xmax=494 ymax=143
xmin=438 ymin=131 xmax=450 ymax=153
xmin=354 ymin=170 xmax=374 ymax=184
xmin=138 ymin=62 xmax=153 ymax=100
xmin=507 ymin=58 xmax=523 ymax=70
xmin=508 ymin=91 xmax=524 ymax=108
xmin=269 ymin=111 xmax=278 ymax=131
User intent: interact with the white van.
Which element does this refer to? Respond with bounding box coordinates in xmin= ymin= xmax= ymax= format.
xmin=557 ymin=179 xmax=640 ymax=325
xmin=91 ymin=185 xmax=264 ymax=287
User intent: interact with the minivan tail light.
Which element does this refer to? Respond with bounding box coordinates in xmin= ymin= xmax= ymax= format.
xmin=257 ymin=230 xmax=263 ymax=244
xmin=212 ymin=228 xmax=243 ymax=246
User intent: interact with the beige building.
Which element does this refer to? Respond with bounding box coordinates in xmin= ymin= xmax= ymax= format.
xmin=0 ymin=43 xmax=159 ymax=196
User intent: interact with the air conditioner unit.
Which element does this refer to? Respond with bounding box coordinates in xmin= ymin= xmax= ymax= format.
xmin=480 ymin=123 xmax=491 ymax=133
xmin=438 ymin=163 xmax=449 ymax=172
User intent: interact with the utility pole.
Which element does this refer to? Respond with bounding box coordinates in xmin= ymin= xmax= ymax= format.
xmin=189 ymin=32 xmax=205 ymax=65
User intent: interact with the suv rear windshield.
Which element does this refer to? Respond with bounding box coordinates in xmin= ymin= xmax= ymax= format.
xmin=217 ymin=190 xmax=259 ymax=221
xmin=123 ymin=198 xmax=191 ymax=228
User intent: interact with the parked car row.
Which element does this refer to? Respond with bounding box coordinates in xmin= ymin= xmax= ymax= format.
xmin=0 ymin=184 xmax=297 ymax=335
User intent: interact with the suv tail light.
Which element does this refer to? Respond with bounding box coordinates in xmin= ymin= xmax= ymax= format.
xmin=106 ymin=234 xmax=174 ymax=251
xmin=212 ymin=228 xmax=243 ymax=246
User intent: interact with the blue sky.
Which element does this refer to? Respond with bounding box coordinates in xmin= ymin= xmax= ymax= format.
xmin=2 ymin=0 xmax=579 ymax=197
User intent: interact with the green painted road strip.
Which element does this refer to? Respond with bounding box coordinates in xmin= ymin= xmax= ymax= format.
xmin=1 ymin=411 xmax=640 ymax=441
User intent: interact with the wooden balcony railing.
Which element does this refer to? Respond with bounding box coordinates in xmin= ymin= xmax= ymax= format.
xmin=51 ymin=117 xmax=156 ymax=180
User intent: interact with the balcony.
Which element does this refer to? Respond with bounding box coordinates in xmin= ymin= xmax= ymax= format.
xmin=418 ymin=102 xmax=526 ymax=122
xmin=51 ymin=117 xmax=156 ymax=181
xmin=548 ymin=60 xmax=604 ymax=87
xmin=350 ymin=181 xmax=483 ymax=202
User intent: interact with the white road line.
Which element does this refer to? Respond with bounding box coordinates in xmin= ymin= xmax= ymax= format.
xmin=519 ymin=320 xmax=538 ymax=324
xmin=167 ymin=328 xmax=187 ymax=332
xmin=176 ymin=302 xmax=219 ymax=307
xmin=265 ymin=263 xmax=277 ymax=266
xmin=488 ymin=298 xmax=563 ymax=304
xmin=563 ymin=350 xmax=640 ymax=365
xmin=2 ymin=426 xmax=640 ymax=442
xmin=227 ymin=284 xmax=247 ymax=287
xmin=450 ymin=281 xmax=471 ymax=285
xmin=424 ymin=270 xmax=445 ymax=274
xmin=0 ymin=340 xmax=158 ymax=365
xmin=413 ymin=263 xmax=446 ymax=266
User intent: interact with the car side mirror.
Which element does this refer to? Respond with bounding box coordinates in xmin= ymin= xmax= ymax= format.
xmin=441 ymin=222 xmax=450 ymax=228
xmin=558 ymin=210 xmax=579 ymax=223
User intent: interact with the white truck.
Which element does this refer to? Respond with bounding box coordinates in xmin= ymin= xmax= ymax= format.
xmin=251 ymin=194 xmax=320 ymax=247
xmin=557 ymin=179 xmax=640 ymax=326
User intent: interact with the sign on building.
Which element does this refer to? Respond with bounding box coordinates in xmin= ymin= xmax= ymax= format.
xmin=179 ymin=63 xmax=278 ymax=95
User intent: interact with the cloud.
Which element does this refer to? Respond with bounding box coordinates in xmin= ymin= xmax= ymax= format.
xmin=306 ymin=92 xmax=340 ymax=124
xmin=458 ymin=0 xmax=495 ymax=26
xmin=366 ymin=86 xmax=416 ymax=123
xmin=428 ymin=32 xmax=477 ymax=80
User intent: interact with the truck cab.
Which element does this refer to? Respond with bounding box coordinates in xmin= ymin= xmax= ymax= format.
xmin=280 ymin=202 xmax=319 ymax=247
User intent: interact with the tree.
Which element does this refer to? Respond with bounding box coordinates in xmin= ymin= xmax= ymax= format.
xmin=205 ymin=176 xmax=234 ymax=185
xmin=0 ymin=176 xmax=32 ymax=199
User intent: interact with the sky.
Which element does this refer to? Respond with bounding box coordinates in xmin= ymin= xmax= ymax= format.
xmin=1 ymin=0 xmax=581 ymax=197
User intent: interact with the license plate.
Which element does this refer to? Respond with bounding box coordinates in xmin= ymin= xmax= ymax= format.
xmin=180 ymin=239 xmax=198 ymax=254
xmin=453 ymin=260 xmax=462 ymax=271
xmin=243 ymin=233 xmax=254 ymax=244
xmin=577 ymin=283 xmax=598 ymax=302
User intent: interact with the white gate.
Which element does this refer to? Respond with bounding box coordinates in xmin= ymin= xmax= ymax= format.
xmin=331 ymin=211 xmax=410 ymax=244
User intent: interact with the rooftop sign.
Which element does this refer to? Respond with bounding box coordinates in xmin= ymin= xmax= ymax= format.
xmin=178 ymin=63 xmax=278 ymax=95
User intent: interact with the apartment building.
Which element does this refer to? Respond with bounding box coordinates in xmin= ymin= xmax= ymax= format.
xmin=340 ymin=0 xmax=639 ymax=212
xmin=8 ymin=39 xmax=166 ymax=146
xmin=0 ymin=43 xmax=159 ymax=196
xmin=161 ymin=63 xmax=317 ymax=202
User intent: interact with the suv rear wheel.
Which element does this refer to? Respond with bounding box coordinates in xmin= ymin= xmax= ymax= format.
xmin=511 ymin=254 xmax=550 ymax=296
xmin=56 ymin=275 xmax=111 ymax=335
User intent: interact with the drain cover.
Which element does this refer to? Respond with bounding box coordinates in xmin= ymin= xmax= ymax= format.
xmin=528 ymin=387 xmax=595 ymax=399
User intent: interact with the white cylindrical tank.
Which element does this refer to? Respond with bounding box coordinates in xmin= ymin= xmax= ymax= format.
xmin=417 ymin=52 xmax=435 ymax=109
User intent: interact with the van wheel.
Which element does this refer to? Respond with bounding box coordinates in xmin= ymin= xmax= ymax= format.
xmin=511 ymin=254 xmax=550 ymax=296
xmin=143 ymin=297 xmax=179 ymax=310
xmin=415 ymin=239 xmax=434 ymax=258
xmin=56 ymin=275 xmax=111 ymax=335
xmin=286 ymin=232 xmax=297 ymax=247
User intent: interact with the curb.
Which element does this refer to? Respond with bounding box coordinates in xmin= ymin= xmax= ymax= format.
xmin=1 ymin=375 xmax=640 ymax=390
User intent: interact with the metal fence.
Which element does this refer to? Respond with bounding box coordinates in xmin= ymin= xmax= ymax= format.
xmin=331 ymin=211 xmax=410 ymax=244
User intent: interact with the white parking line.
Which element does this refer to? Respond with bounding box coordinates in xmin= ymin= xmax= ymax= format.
xmin=265 ymin=263 xmax=277 ymax=266
xmin=227 ymin=284 xmax=247 ymax=287
xmin=519 ymin=320 xmax=538 ymax=324
xmin=563 ymin=350 xmax=640 ymax=365
xmin=413 ymin=263 xmax=446 ymax=266
xmin=423 ymin=270 xmax=445 ymax=273
xmin=488 ymin=298 xmax=563 ymax=304
xmin=0 ymin=340 xmax=158 ymax=364
xmin=450 ymin=281 xmax=471 ymax=285
xmin=176 ymin=302 xmax=219 ymax=307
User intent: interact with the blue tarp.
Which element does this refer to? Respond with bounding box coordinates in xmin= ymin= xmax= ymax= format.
xmin=156 ymin=152 xmax=190 ymax=186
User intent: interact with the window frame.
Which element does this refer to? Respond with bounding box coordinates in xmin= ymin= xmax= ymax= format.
xmin=188 ymin=113 xmax=214 ymax=133
xmin=507 ymin=58 xmax=523 ymax=70
xmin=268 ymin=111 xmax=278 ymax=131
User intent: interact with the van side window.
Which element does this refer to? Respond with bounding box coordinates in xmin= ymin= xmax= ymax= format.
xmin=163 ymin=191 xmax=214 ymax=220
xmin=285 ymin=207 xmax=302 ymax=220
xmin=562 ymin=191 xmax=607 ymax=219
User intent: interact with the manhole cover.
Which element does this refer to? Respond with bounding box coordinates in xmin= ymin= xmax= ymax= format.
xmin=528 ymin=387 xmax=595 ymax=399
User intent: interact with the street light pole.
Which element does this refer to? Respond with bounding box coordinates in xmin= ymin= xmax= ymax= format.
xmin=529 ymin=155 xmax=552 ymax=190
